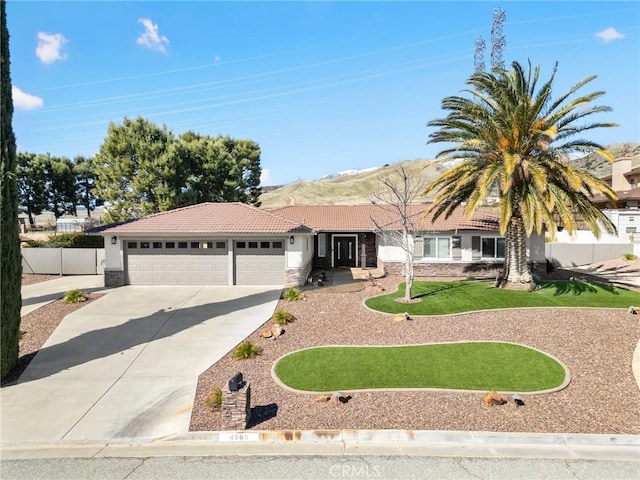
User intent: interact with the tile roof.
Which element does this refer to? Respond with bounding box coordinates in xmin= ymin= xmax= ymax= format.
xmin=273 ymin=204 xmax=500 ymax=232
xmin=97 ymin=202 xmax=313 ymax=235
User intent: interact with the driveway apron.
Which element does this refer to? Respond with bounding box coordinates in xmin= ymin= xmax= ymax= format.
xmin=1 ymin=285 xmax=281 ymax=442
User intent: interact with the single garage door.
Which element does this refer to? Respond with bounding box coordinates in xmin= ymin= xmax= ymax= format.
xmin=234 ymin=239 xmax=285 ymax=285
xmin=126 ymin=240 xmax=229 ymax=285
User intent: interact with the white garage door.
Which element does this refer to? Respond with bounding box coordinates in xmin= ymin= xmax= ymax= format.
xmin=127 ymin=240 xmax=229 ymax=285
xmin=234 ymin=240 xmax=285 ymax=285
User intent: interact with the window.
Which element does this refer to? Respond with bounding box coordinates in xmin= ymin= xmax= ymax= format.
xmin=273 ymin=241 xmax=283 ymax=249
xmin=152 ymin=242 xmax=162 ymax=249
xmin=481 ymin=237 xmax=505 ymax=258
xmin=140 ymin=242 xmax=150 ymax=249
xmin=127 ymin=241 xmax=137 ymax=249
xmin=248 ymin=241 xmax=258 ymax=248
xmin=260 ymin=241 xmax=270 ymax=248
xmin=423 ymin=237 xmax=450 ymax=259
xmin=190 ymin=242 xmax=200 ymax=249
xmin=318 ymin=234 xmax=327 ymax=257
xmin=178 ymin=242 xmax=188 ymax=249
xmin=166 ymin=242 xmax=175 ymax=249
xmin=237 ymin=241 xmax=246 ymax=248
xmin=216 ymin=241 xmax=226 ymax=249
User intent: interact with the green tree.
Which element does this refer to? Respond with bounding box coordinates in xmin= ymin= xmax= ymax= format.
xmin=94 ymin=117 xmax=184 ymax=222
xmin=424 ymin=61 xmax=617 ymax=288
xmin=1 ymin=0 xmax=22 ymax=378
xmin=43 ymin=155 xmax=77 ymax=218
xmin=177 ymin=133 xmax=262 ymax=206
xmin=221 ymin=137 xmax=262 ymax=206
xmin=17 ymin=152 xmax=47 ymax=225
xmin=73 ymin=155 xmax=102 ymax=217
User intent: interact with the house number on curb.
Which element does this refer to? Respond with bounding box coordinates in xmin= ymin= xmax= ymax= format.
xmin=219 ymin=432 xmax=259 ymax=442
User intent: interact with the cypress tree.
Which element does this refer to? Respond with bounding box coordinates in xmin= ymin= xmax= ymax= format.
xmin=1 ymin=0 xmax=22 ymax=379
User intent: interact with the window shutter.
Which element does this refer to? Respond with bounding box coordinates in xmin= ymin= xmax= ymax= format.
xmin=471 ymin=236 xmax=481 ymax=261
xmin=413 ymin=236 xmax=423 ymax=259
xmin=452 ymin=236 xmax=461 ymax=260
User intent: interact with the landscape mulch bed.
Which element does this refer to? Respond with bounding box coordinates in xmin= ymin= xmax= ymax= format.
xmin=1 ymin=292 xmax=105 ymax=386
xmin=189 ymin=271 xmax=640 ymax=435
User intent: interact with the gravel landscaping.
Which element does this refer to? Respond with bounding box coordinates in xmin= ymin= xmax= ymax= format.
xmin=190 ymin=272 xmax=640 ymax=434
xmin=11 ymin=266 xmax=640 ymax=435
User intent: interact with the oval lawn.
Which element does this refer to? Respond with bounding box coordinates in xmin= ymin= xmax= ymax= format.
xmin=273 ymin=342 xmax=568 ymax=393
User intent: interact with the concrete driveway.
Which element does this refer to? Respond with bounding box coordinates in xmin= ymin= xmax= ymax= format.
xmin=1 ymin=285 xmax=281 ymax=443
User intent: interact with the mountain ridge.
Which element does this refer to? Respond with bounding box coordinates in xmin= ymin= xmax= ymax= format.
xmin=259 ymin=143 xmax=639 ymax=208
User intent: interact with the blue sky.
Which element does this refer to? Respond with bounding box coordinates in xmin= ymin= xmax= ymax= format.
xmin=6 ymin=1 xmax=640 ymax=186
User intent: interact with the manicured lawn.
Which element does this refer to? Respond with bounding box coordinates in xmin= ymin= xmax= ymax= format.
xmin=274 ymin=342 xmax=567 ymax=393
xmin=364 ymin=280 xmax=640 ymax=316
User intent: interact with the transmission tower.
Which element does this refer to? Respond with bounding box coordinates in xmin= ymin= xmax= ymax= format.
xmin=474 ymin=36 xmax=486 ymax=73
xmin=490 ymin=8 xmax=506 ymax=71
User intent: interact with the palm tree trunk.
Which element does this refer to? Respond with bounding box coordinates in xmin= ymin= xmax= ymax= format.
xmin=499 ymin=214 xmax=534 ymax=288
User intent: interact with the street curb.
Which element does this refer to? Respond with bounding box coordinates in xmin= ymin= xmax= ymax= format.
xmin=2 ymin=430 xmax=639 ymax=461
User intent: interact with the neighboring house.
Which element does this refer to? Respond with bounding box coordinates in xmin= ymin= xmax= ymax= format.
xmin=560 ymin=157 xmax=640 ymax=244
xmin=94 ymin=202 xmax=546 ymax=288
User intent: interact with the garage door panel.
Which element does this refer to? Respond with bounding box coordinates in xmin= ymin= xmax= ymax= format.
xmin=234 ymin=240 xmax=285 ymax=285
xmin=127 ymin=243 xmax=229 ymax=285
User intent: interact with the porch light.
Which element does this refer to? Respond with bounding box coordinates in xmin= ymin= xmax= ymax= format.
xmin=289 ymin=236 xmax=295 ymax=245
xmin=111 ymin=236 xmax=117 ymax=245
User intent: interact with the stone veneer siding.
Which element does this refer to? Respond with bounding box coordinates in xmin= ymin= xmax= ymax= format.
xmin=380 ymin=260 xmax=546 ymax=279
xmin=104 ymin=269 xmax=125 ymax=287
xmin=285 ymin=257 xmax=314 ymax=287
xmin=221 ymin=383 xmax=251 ymax=430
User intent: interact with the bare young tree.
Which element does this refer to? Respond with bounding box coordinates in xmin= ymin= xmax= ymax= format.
xmin=370 ymin=166 xmax=423 ymax=301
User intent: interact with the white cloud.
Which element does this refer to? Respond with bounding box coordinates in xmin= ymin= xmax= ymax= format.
xmin=35 ymin=32 xmax=68 ymax=64
xmin=12 ymin=86 xmax=44 ymax=110
xmin=595 ymin=27 xmax=625 ymax=43
xmin=260 ymin=168 xmax=273 ymax=186
xmin=214 ymin=55 xmax=221 ymax=63
xmin=136 ymin=18 xmax=169 ymax=54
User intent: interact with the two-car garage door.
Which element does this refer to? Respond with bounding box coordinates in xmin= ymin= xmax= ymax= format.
xmin=125 ymin=239 xmax=284 ymax=285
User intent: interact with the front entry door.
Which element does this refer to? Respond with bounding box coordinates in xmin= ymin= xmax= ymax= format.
xmin=333 ymin=236 xmax=356 ymax=267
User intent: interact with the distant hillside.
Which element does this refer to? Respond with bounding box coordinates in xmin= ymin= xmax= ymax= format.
xmin=259 ymin=159 xmax=448 ymax=208
xmin=259 ymin=143 xmax=639 ymax=208
xmin=571 ymin=142 xmax=640 ymax=177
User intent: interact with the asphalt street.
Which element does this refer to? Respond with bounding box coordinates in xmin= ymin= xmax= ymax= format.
xmin=1 ymin=455 xmax=639 ymax=480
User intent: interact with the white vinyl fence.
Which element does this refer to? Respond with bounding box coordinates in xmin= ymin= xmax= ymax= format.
xmin=22 ymin=248 xmax=105 ymax=275
xmin=545 ymin=243 xmax=633 ymax=268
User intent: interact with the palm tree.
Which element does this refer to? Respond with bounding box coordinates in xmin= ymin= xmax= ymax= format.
xmin=424 ymin=60 xmax=618 ymax=288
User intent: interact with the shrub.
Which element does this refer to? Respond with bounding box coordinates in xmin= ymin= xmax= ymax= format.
xmin=205 ymin=387 xmax=222 ymax=412
xmin=282 ymin=287 xmax=303 ymax=302
xmin=622 ymin=253 xmax=638 ymax=261
xmin=272 ymin=310 xmax=295 ymax=325
xmin=63 ymin=289 xmax=88 ymax=304
xmin=38 ymin=233 xmax=104 ymax=248
xmin=233 ymin=341 xmax=263 ymax=360
xmin=465 ymin=275 xmax=476 ymax=281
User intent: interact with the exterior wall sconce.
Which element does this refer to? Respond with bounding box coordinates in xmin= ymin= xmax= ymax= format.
xmin=111 ymin=236 xmax=117 ymax=245
xmin=289 ymin=236 xmax=295 ymax=245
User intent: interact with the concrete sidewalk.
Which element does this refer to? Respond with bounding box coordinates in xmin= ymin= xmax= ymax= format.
xmin=1 ymin=430 xmax=638 ymax=461
xmin=2 ymin=285 xmax=281 ymax=443
xmin=21 ymin=275 xmax=107 ymax=316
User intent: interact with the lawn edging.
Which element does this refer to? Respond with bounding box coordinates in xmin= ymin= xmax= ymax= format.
xmin=271 ymin=340 xmax=571 ymax=396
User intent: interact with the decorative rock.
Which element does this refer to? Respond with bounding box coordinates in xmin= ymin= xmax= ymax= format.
xmin=271 ymin=324 xmax=284 ymax=338
xmin=629 ymin=305 xmax=637 ymax=315
xmin=393 ymin=312 xmax=411 ymax=322
xmin=483 ymin=390 xmax=507 ymax=406
xmin=315 ymin=394 xmax=332 ymax=403
xmin=260 ymin=328 xmax=273 ymax=338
